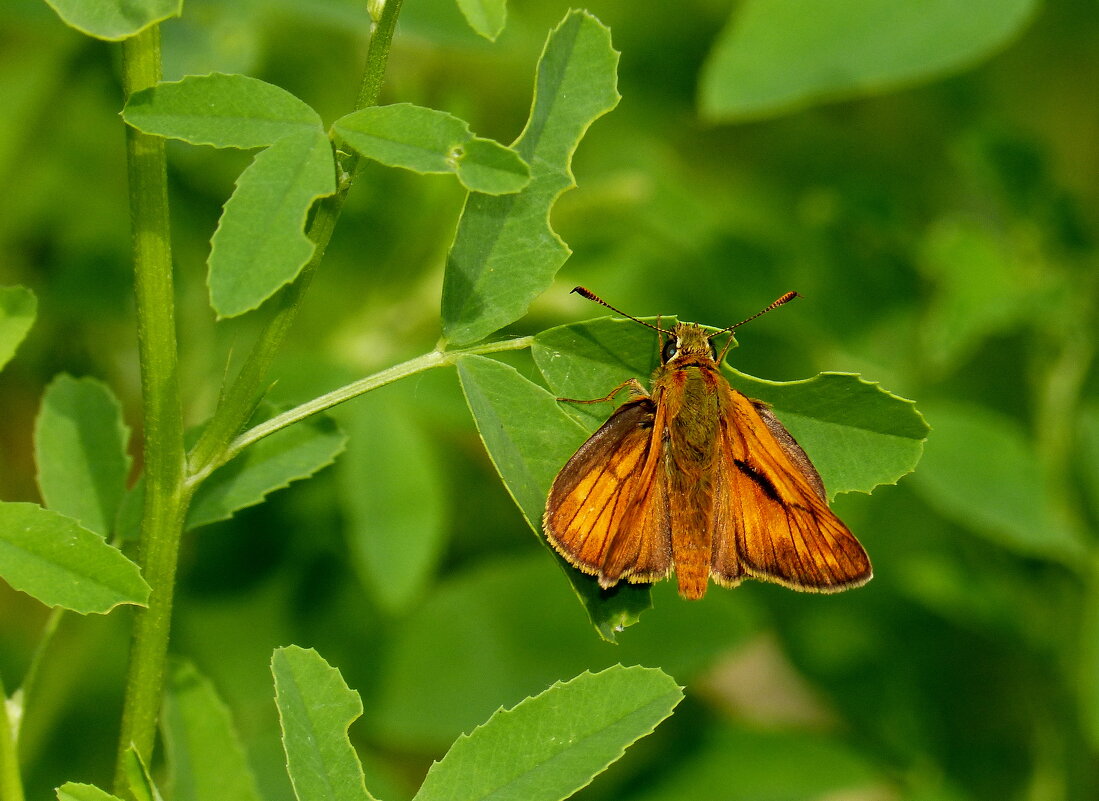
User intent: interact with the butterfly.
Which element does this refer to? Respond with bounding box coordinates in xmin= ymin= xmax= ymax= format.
xmin=542 ymin=287 xmax=872 ymax=600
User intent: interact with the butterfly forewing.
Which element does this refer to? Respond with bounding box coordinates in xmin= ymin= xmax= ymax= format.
xmin=544 ymin=399 xmax=673 ymax=586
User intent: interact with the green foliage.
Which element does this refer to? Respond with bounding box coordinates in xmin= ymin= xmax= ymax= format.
xmin=440 ymin=10 xmax=621 ymax=346
xmin=911 ymin=403 xmax=1085 ymax=562
xmin=121 ymin=746 xmax=164 ymax=801
xmin=161 ymin=661 xmax=263 ymax=801
xmin=0 ymin=285 xmax=36 ymax=372
xmin=123 ymin=73 xmax=324 ymax=148
xmin=34 ymin=375 xmax=131 ymax=537
xmin=4 ymin=0 xmax=1097 ymax=800
xmin=334 ymin=104 xmax=530 ymax=194
xmin=43 ymin=0 xmax=180 ymax=41
xmin=413 ymin=665 xmax=682 ymax=801
xmin=455 ymin=0 xmax=507 ymax=41
xmin=56 ymin=784 xmax=124 ymax=801
xmin=208 ymin=129 xmax=337 ymax=317
xmin=187 ymin=410 xmax=347 ymax=529
xmin=337 ymin=394 xmax=447 ymax=615
xmin=272 ymin=646 xmax=374 ymax=801
xmin=0 ymin=503 xmax=149 ymax=614
xmin=701 ymin=0 xmax=1037 ymax=120
xmin=124 ymin=73 xmax=336 ymax=316
xmin=630 ymin=724 xmax=882 ymax=801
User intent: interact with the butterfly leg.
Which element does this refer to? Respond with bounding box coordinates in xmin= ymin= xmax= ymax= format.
xmin=556 ymin=378 xmax=649 ymax=405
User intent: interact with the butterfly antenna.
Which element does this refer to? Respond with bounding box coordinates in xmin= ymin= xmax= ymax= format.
xmin=709 ymin=291 xmax=800 ymax=339
xmin=571 ymin=287 xmax=672 ymax=334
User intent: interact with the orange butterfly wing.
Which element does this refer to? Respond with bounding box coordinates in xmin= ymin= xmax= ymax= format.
xmin=543 ymin=398 xmax=673 ymax=588
xmin=710 ymin=386 xmax=872 ymax=592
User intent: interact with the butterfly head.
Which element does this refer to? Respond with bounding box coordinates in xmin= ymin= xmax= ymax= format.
xmin=570 ymin=287 xmax=801 ymax=366
xmin=662 ymin=323 xmax=718 ymax=364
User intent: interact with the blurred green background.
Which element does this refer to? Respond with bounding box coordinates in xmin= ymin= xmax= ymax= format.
xmin=2 ymin=0 xmax=1098 ymax=799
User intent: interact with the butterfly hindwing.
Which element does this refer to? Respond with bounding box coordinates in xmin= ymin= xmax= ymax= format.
xmin=711 ymin=386 xmax=872 ymax=592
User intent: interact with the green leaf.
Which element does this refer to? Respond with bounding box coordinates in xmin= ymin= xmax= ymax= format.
xmin=455 ymin=138 xmax=530 ymax=195
xmin=43 ymin=0 xmax=181 ymax=41
xmin=188 ymin=412 xmax=347 ymax=529
xmin=533 ymin=317 xmax=929 ymax=498
xmin=333 ymin=104 xmax=530 ymax=195
xmin=455 ymin=0 xmax=507 ymax=41
xmin=208 ymin=129 xmax=337 ymax=317
xmin=456 ymin=354 xmax=651 ymax=642
xmin=412 ymin=665 xmax=682 ymax=801
xmin=123 ymin=74 xmax=323 ymax=149
xmin=272 ymin=646 xmax=374 ymax=801
xmin=630 ymin=724 xmax=881 ymax=801
xmin=440 ymin=10 xmax=620 ymax=346
xmin=34 ymin=375 xmax=131 ymax=537
xmin=56 ymin=783 xmax=125 ymax=801
xmin=162 ymin=660 xmax=263 ymax=801
xmin=0 ymin=502 xmax=150 ymax=614
xmin=123 ymin=746 xmax=164 ymax=801
xmin=337 ymin=395 xmax=446 ymax=615
xmin=0 ymin=285 xmax=36 ymax=372
xmin=700 ymin=0 xmax=1036 ymax=121
xmin=910 ymin=403 xmax=1086 ymax=563
xmin=917 ymin=217 xmax=1038 ymax=374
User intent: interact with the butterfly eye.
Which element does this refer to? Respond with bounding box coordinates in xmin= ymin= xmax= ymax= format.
xmin=661 ymin=338 xmax=679 ymax=363
xmin=709 ymin=339 xmax=719 ymax=361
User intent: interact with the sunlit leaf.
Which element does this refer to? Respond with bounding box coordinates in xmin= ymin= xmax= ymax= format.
xmin=333 ymin=104 xmax=529 ymax=194
xmin=700 ymin=0 xmax=1036 ymax=121
xmin=124 ymin=73 xmax=322 ymax=149
xmin=440 ymin=10 xmax=620 ymax=346
xmin=0 ymin=502 xmax=149 ymax=614
xmin=56 ymin=783 xmax=124 ymax=801
xmin=272 ymin=646 xmax=374 ymax=801
xmin=34 ymin=375 xmax=131 ymax=537
xmin=413 ymin=665 xmax=682 ymax=801
xmin=207 ymin=129 xmax=337 ymax=317
xmin=43 ymin=0 xmax=180 ymax=41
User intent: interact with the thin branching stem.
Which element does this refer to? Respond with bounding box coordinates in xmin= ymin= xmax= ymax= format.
xmin=194 ymin=336 xmax=534 ymax=483
xmin=187 ymin=0 xmax=406 ymax=480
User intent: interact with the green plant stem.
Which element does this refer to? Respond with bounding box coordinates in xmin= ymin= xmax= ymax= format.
xmin=0 ymin=674 xmax=24 ymax=801
xmin=197 ymin=336 xmax=533 ymax=481
xmin=114 ymin=25 xmax=190 ymax=796
xmin=359 ymin=0 xmax=405 ymax=110
xmin=188 ymin=0 xmax=405 ymax=480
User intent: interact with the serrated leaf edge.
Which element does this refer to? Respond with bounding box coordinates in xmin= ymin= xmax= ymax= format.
xmin=415 ymin=665 xmax=683 ymax=801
